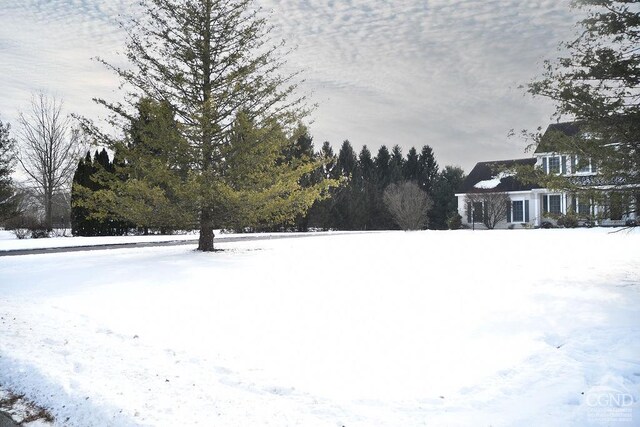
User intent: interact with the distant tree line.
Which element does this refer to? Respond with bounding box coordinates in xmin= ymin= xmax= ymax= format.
xmin=302 ymin=141 xmax=465 ymax=231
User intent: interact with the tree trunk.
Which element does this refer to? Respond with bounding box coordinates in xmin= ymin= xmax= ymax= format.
xmin=45 ymin=192 xmax=53 ymax=231
xmin=198 ymin=207 xmax=215 ymax=251
xmin=197 ymin=0 xmax=215 ymax=253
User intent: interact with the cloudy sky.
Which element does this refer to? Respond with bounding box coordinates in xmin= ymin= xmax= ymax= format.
xmin=0 ymin=0 xmax=579 ymax=172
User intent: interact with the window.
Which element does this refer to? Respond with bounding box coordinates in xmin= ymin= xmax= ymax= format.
xmin=507 ymin=200 xmax=529 ymax=223
xmin=549 ymin=195 xmax=561 ymax=214
xmin=577 ymin=161 xmax=591 ymax=174
xmin=572 ymin=156 xmax=597 ymax=174
xmin=512 ymin=201 xmax=524 ymax=222
xmin=577 ymin=198 xmax=591 ymax=216
xmin=609 ymin=193 xmax=625 ymax=221
xmin=543 ymin=194 xmax=562 ymax=215
xmin=576 ymin=156 xmax=591 ymax=173
xmin=548 ymin=156 xmax=560 ymax=174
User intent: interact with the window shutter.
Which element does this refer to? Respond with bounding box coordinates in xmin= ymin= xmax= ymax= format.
xmin=571 ymin=155 xmax=576 ymax=174
xmin=525 ymin=200 xmax=530 ymax=222
xmin=506 ymin=201 xmax=512 ymax=223
xmin=561 ymin=156 xmax=567 ymax=175
xmin=467 ymin=202 xmax=472 ymax=223
xmin=571 ymin=195 xmax=577 ymax=212
xmin=542 ymin=157 xmax=548 ymax=174
xmin=543 ymin=195 xmax=548 ymax=213
xmin=591 ymin=160 xmax=598 ymax=173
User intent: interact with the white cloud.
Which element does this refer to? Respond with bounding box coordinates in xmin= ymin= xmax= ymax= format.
xmin=0 ymin=0 xmax=577 ymax=172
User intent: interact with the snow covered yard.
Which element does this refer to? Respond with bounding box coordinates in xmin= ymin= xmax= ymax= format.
xmin=0 ymin=229 xmax=639 ymax=426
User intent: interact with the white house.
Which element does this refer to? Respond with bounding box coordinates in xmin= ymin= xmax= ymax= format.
xmin=455 ymin=123 xmax=639 ymax=229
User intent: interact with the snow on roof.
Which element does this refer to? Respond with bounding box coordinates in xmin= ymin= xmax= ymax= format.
xmin=473 ymin=171 xmax=513 ymax=189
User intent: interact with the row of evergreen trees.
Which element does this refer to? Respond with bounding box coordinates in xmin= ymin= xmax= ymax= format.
xmin=71 ymin=138 xmax=465 ymax=235
xmin=303 ymin=141 xmax=465 ymax=231
xmin=71 ymin=149 xmax=132 ymax=236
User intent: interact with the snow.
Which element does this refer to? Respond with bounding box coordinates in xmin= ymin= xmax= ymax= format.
xmin=1 ymin=229 xmax=639 ymax=426
xmin=0 ymin=230 xmax=317 ymax=251
xmin=474 ymin=171 xmax=513 ymax=189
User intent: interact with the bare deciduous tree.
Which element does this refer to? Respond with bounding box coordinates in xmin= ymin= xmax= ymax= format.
xmin=464 ymin=191 xmax=510 ymax=229
xmin=383 ymin=181 xmax=432 ymax=230
xmin=16 ymin=94 xmax=81 ymax=230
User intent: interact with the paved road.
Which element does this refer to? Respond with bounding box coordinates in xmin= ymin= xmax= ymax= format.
xmin=0 ymin=232 xmax=346 ymax=257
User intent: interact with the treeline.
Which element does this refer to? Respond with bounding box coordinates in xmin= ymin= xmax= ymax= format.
xmin=70 ymin=111 xmax=465 ymax=235
xmin=303 ymin=141 xmax=465 ymax=231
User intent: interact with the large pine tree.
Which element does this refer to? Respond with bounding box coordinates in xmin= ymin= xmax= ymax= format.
xmin=418 ymin=145 xmax=439 ymax=194
xmin=80 ymin=0 xmax=337 ymax=250
xmin=71 ymin=152 xmax=93 ymax=236
xmin=389 ymin=145 xmax=405 ymax=184
xmin=331 ymin=140 xmax=361 ymax=229
xmin=431 ymin=166 xmax=466 ymax=229
xmin=372 ymin=145 xmax=394 ymax=229
xmin=403 ymin=147 xmax=420 ymax=182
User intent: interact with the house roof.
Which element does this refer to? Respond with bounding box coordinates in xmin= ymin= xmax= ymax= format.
xmin=534 ymin=122 xmax=581 ymax=153
xmin=458 ymin=158 xmax=540 ymax=193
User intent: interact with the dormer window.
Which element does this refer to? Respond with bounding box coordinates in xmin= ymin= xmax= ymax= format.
xmin=571 ymin=156 xmax=597 ymax=174
xmin=541 ymin=155 xmax=567 ymax=175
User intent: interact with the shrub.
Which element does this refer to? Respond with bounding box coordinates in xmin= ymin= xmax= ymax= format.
xmin=383 ymin=181 xmax=432 ymax=230
xmin=30 ymin=228 xmax=49 ymax=239
xmin=447 ymin=213 xmax=462 ymax=230
xmin=4 ymin=214 xmax=50 ymax=239
xmin=13 ymin=228 xmax=29 ymax=239
xmin=557 ymin=212 xmax=579 ymax=228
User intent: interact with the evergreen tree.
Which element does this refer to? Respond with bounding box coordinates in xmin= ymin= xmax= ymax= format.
xmin=374 ymin=145 xmax=391 ymax=189
xmin=285 ymin=126 xmax=315 ymax=162
xmin=358 ymin=145 xmax=375 ymax=182
xmin=336 ymin=140 xmax=358 ymax=178
xmin=527 ymin=0 xmax=640 ymax=196
xmin=72 ymin=149 xmax=128 ymax=236
xmin=71 ymin=152 xmax=94 ymax=236
xmin=373 ymin=145 xmax=394 ymax=229
xmin=431 ymin=166 xmax=466 ymax=229
xmin=320 ymin=141 xmax=337 ymax=180
xmin=94 ymin=149 xmax=111 ymax=173
xmin=389 ymin=145 xmax=405 ymax=184
xmin=355 ymin=145 xmax=376 ymax=229
xmin=79 ymin=0 xmax=338 ymax=251
xmin=418 ymin=145 xmax=439 ymax=194
xmin=281 ymin=125 xmax=317 ymax=231
xmin=331 ymin=140 xmax=361 ymax=229
xmin=0 ymin=120 xmax=19 ymax=223
xmin=307 ymin=141 xmax=338 ymax=230
xmin=92 ymin=149 xmax=118 ymax=235
xmin=403 ymin=147 xmax=420 ymax=182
